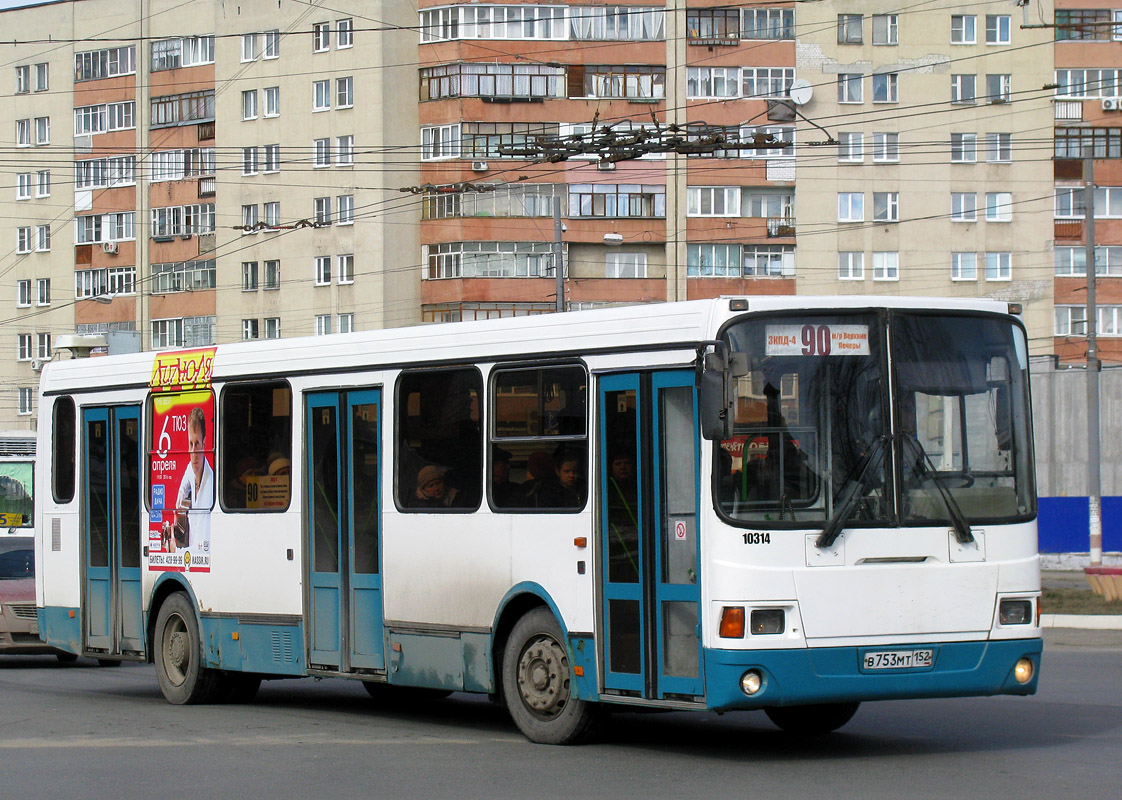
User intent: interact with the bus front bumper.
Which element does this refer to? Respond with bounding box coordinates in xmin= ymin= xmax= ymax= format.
xmin=704 ymin=637 xmax=1042 ymax=711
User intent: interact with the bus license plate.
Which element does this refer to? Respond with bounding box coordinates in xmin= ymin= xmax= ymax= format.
xmin=863 ymin=649 xmax=933 ymax=670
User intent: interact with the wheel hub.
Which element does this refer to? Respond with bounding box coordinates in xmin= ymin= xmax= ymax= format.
xmin=162 ymin=615 xmax=190 ymax=686
xmin=517 ymin=634 xmax=570 ymax=718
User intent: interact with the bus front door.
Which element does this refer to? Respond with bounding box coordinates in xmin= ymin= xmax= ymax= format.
xmin=82 ymin=406 xmax=144 ymax=657
xmin=306 ymin=390 xmax=384 ymax=673
xmin=599 ymin=371 xmax=703 ymax=701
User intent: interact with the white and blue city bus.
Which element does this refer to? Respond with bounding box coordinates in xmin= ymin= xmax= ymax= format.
xmin=34 ymin=297 xmax=1041 ymax=743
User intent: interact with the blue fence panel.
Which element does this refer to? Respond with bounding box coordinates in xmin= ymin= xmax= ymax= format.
xmin=1038 ymin=496 xmax=1122 ymax=553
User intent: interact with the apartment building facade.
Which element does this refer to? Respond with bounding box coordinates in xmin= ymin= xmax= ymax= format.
xmin=2 ymin=1 xmax=1101 ymax=431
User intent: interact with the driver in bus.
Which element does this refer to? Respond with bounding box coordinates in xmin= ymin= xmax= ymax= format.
xmin=175 ymin=405 xmax=214 ymax=553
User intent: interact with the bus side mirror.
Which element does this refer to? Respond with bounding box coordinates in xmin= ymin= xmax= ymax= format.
xmin=699 ymin=352 xmax=746 ymax=441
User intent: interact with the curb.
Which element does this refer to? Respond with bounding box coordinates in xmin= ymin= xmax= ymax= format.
xmin=1041 ymin=614 xmax=1122 ymax=630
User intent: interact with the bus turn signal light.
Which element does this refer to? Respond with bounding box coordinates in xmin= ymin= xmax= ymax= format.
xmin=719 ymin=606 xmax=745 ymax=638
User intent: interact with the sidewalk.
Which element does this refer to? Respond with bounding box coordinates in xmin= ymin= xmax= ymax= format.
xmin=1041 ymin=565 xmax=1122 ymax=631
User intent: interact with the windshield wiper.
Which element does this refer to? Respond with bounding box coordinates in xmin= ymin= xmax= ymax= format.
xmin=817 ymin=436 xmax=888 ymax=549
xmin=901 ymin=437 xmax=974 ymax=545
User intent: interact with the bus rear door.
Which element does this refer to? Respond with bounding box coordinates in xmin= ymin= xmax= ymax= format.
xmin=81 ymin=405 xmax=144 ymax=657
xmin=305 ymin=390 xmax=384 ymax=673
xmin=598 ymin=371 xmax=703 ymax=701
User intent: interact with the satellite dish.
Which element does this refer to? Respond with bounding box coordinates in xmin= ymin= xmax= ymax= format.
xmin=788 ymin=79 xmax=813 ymax=106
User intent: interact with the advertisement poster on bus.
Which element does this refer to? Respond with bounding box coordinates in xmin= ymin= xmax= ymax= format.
xmin=148 ymin=386 xmax=215 ymax=574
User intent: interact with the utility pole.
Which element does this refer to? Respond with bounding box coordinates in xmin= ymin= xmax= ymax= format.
xmin=553 ymin=195 xmax=564 ymax=313
xmin=1084 ymin=157 xmax=1102 ymax=567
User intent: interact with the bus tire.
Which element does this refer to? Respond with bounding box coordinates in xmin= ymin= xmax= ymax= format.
xmin=154 ymin=592 xmax=221 ymax=704
xmin=765 ymin=702 xmax=860 ymax=735
xmin=502 ymin=607 xmax=599 ymax=745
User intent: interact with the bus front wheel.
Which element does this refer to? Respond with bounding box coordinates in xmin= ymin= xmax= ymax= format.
xmin=765 ymin=702 xmax=860 ymax=735
xmin=154 ymin=592 xmax=222 ymax=704
xmin=502 ymin=608 xmax=599 ymax=745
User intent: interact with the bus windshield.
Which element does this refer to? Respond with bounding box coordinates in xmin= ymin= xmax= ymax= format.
xmin=0 ymin=461 xmax=34 ymax=528
xmin=715 ymin=311 xmax=1034 ymax=528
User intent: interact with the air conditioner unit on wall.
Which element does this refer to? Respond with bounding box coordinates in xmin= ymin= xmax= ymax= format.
xmin=597 ymin=161 xmax=616 ymax=171
xmin=102 ymin=241 xmax=118 ymax=254
xmin=1103 ymin=98 xmax=1120 ymax=111
xmin=471 ymin=160 xmax=488 ymax=172
xmin=30 ymin=359 xmax=43 ymax=372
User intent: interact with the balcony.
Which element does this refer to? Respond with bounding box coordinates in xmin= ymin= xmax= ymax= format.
xmin=1055 ymin=219 xmax=1084 ymax=240
xmin=767 ymin=217 xmax=796 ymax=238
xmin=198 ymin=176 xmax=216 ymax=197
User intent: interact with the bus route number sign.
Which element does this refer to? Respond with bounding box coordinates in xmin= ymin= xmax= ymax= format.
xmin=765 ymin=324 xmax=870 ymax=357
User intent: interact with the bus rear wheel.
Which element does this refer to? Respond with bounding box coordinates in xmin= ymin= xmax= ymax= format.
xmin=765 ymin=702 xmax=860 ymax=735
xmin=502 ymin=608 xmax=599 ymax=745
xmin=154 ymin=592 xmax=221 ymax=704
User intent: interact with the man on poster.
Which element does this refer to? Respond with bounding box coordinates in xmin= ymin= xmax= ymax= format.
xmin=173 ymin=405 xmax=213 ymax=554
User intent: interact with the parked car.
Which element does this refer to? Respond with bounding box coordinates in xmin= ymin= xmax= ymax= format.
xmin=0 ymin=536 xmax=73 ymax=660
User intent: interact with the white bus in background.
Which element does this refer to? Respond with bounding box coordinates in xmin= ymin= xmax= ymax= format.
xmin=34 ymin=297 xmax=1042 ymax=744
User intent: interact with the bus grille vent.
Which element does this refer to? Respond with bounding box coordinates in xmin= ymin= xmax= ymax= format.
xmin=51 ymin=518 xmax=61 ymax=552
xmin=11 ymin=604 xmax=37 ymax=620
xmin=270 ymin=629 xmax=296 ymax=663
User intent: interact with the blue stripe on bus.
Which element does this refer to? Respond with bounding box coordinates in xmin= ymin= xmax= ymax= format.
xmin=198 ymin=616 xmax=306 ymax=676
xmin=38 ymin=606 xmax=82 ymax=655
xmin=702 ymin=638 xmax=1042 ymax=711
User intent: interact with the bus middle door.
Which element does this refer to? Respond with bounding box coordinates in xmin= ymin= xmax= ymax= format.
xmin=598 ymin=371 xmax=703 ymax=702
xmin=306 ymin=390 xmax=384 ymax=673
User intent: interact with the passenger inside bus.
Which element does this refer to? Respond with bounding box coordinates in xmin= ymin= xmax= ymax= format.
xmin=536 ymin=446 xmax=586 ymax=508
xmin=491 ymin=446 xmax=522 ymax=507
xmin=409 ymin=464 xmax=459 ymax=508
xmin=606 ymin=449 xmax=639 ymax=582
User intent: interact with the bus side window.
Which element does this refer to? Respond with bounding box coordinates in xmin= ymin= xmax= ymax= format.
xmin=396 ymin=368 xmax=483 ymax=512
xmin=490 ymin=365 xmax=587 ymax=513
xmin=53 ymin=396 xmax=76 ymax=504
xmin=219 ymin=382 xmax=292 ymax=512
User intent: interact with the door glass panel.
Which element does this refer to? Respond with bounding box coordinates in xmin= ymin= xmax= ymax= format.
xmin=608 ymin=599 xmax=641 ymax=674
xmin=604 ymin=389 xmax=639 ymax=583
xmin=660 ymin=386 xmax=697 ymax=585
xmin=351 ymin=402 xmax=379 ymax=574
xmin=310 ymin=405 xmax=339 ymax=572
xmin=118 ymin=416 xmax=141 ymax=569
xmin=87 ymin=419 xmax=109 ymax=568
xmin=662 ymin=601 xmax=699 ymax=678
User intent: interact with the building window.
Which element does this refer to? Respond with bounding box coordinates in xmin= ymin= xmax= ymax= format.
xmin=570 ymin=184 xmax=666 ymax=218
xmin=985 ymin=133 xmax=1011 ymax=162
xmin=314 ymin=138 xmax=331 ymax=168
xmin=16 ymin=173 xmax=30 ymax=200
xmin=745 ymin=245 xmax=795 ymax=277
xmin=338 ymin=18 xmax=353 ymax=48
xmin=1095 ymin=187 xmax=1122 ymax=217
xmin=35 ymin=117 xmax=49 ymax=145
xmin=687 ymin=244 xmax=740 ymax=277
xmin=421 ymin=63 xmax=566 ymax=103
xmin=313 ymin=22 xmax=330 ymax=52
xmin=18 ymin=388 xmax=32 ymax=416
xmin=151 ymin=260 xmax=212 ymax=293
xmin=872 ymin=14 xmax=897 ymax=45
xmin=313 ymin=79 xmax=330 ymax=111
xmin=837 ymin=14 xmax=863 ymax=44
xmin=242 ymin=204 xmax=259 ymax=231
xmin=16 ymin=118 xmax=29 ymax=146
xmin=74 ymin=101 xmax=136 ymax=136
xmin=314 ymin=314 xmax=331 ymax=336
xmin=1055 ymin=306 xmax=1088 ymax=336
xmin=17 ymin=227 xmax=31 ymax=253
xmin=872 ymin=73 xmax=898 ymax=103
xmin=986 ymin=15 xmax=1010 ymax=44
xmin=336 ymin=136 xmax=354 ymax=166
xmin=951 ymin=74 xmax=976 ymax=104
xmin=150 ymin=204 xmax=215 ymax=237
xmin=17 ymin=334 xmax=32 ymax=361
xmin=579 ymin=64 xmax=666 ymax=100
xmin=873 ymin=192 xmax=899 ymax=222
xmin=36 ymin=278 xmax=50 ymax=305
xmin=687 ymin=8 xmax=739 ymax=41
xmin=150 ymin=90 xmax=215 ymax=127
xmin=74 ymin=46 xmax=135 ymax=81
xmin=337 ymin=195 xmax=354 ymax=224
xmin=36 ymin=170 xmax=50 ymax=197
xmin=951 ymin=15 xmax=976 ymax=44
xmin=34 ymin=62 xmax=48 ymax=91
xmin=264 ymin=201 xmax=280 ymax=228
xmin=837 ymin=192 xmax=864 ymax=222
xmin=264 ymin=86 xmax=280 ymax=117
xmin=421 ymin=124 xmax=461 ymax=160
xmin=242 ymin=146 xmax=259 ymax=175
xmin=338 ymin=313 xmax=354 ymax=334
xmin=427 ymin=241 xmax=556 ymax=279
xmin=265 ymin=260 xmax=280 ymax=289
xmin=337 ymin=254 xmax=354 ymax=284
xmin=873 ymin=251 xmax=899 ymax=281
xmin=242 ymin=319 xmax=259 ymax=340
xmin=742 ymin=8 xmax=793 ymax=39
xmin=605 ymin=252 xmax=647 ymax=278
xmin=241 ymin=33 xmax=258 ymax=62
xmin=837 ymin=74 xmax=863 ymax=103
xmin=314 ymin=197 xmax=331 ymax=224
xmin=985 ymin=192 xmax=1013 ymax=221
xmin=838 ymin=252 xmax=864 ymax=280
xmin=952 ymin=192 xmax=977 ymax=221
xmin=265 ymin=317 xmax=280 ymax=338
xmin=985 ymin=74 xmax=1011 ymax=103
xmin=336 ymin=76 xmax=353 ymax=108
xmin=838 ymin=132 xmax=864 ymax=162
xmin=951 ymin=132 xmax=977 ymax=162
xmin=264 ymin=144 xmax=280 ymax=173
xmin=687 ymin=186 xmax=740 ymax=217
xmin=951 ymin=252 xmax=978 ymax=281
xmin=242 ymin=261 xmax=258 ymax=291
xmin=315 ymin=256 xmax=331 ymax=285
xmin=37 ymin=332 xmax=51 ymax=359
xmin=873 ymin=132 xmax=899 ymax=162
xmin=242 ymin=90 xmax=257 ymax=120
xmin=17 ymin=280 xmax=31 ymax=307
xmin=985 ymin=252 xmax=1011 ymax=281
xmin=15 ymin=64 xmax=29 ymax=93
xmin=1055 ymin=187 xmax=1085 ymax=218
xmin=263 ymin=30 xmax=279 ymax=59
xmin=1055 ymin=9 xmax=1111 ymax=41
xmin=36 ymin=225 xmax=50 ymax=252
